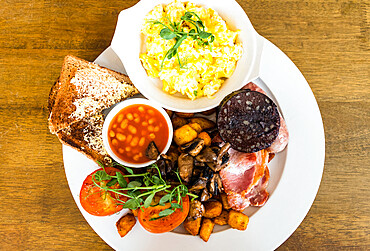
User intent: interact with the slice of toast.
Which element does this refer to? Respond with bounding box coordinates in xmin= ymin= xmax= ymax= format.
xmin=48 ymin=55 xmax=139 ymax=134
xmin=57 ymin=113 xmax=113 ymax=166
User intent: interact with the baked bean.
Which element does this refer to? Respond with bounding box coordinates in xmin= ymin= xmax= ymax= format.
xmin=127 ymin=113 xmax=134 ymax=120
xmin=149 ymin=133 xmax=155 ymax=139
xmin=142 ymin=121 xmax=148 ymax=126
xmin=139 ymin=137 xmax=146 ymax=146
xmin=134 ymin=113 xmax=139 ymax=118
xmin=109 ymin=131 xmax=115 ymax=137
xmin=112 ymin=139 xmax=118 ymax=146
xmin=154 ymin=126 xmax=159 ymax=132
xmin=134 ymin=117 xmax=140 ymax=123
xmin=126 ymin=135 xmax=133 ymax=143
xmin=117 ymin=114 xmax=124 ymax=123
xmin=131 ymin=136 xmax=139 ymax=147
xmin=133 ymin=154 xmax=140 ymax=161
xmin=148 ymin=109 xmax=155 ymax=115
xmin=113 ymin=124 xmax=118 ymax=129
xmin=118 ymin=148 xmax=124 ymax=154
xmin=116 ymin=133 xmax=126 ymax=142
xmin=121 ymin=120 xmax=128 ymax=129
xmin=148 ymin=125 xmax=154 ymax=132
xmin=125 ymin=146 xmax=131 ymax=152
xmin=138 ymin=106 xmax=145 ymax=113
xmin=128 ymin=125 xmax=137 ymax=134
xmin=148 ymin=118 xmax=155 ymax=124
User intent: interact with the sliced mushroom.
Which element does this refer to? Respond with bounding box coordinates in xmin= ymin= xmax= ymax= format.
xmin=200 ymin=188 xmax=211 ymax=202
xmin=202 ymin=166 xmax=213 ymax=180
xmin=178 ymin=153 xmax=194 ymax=182
xmin=180 ymin=138 xmax=205 ymax=156
xmin=215 ymin=173 xmax=223 ymax=193
xmin=189 ymin=177 xmax=208 ymax=191
xmin=145 ymin=141 xmax=159 ymax=160
xmin=195 ymin=147 xmax=217 ymax=163
xmin=206 ymin=162 xmax=219 ymax=172
xmin=194 ymin=159 xmax=206 ymax=168
xmin=216 ymin=143 xmax=230 ymax=169
xmin=188 ymin=200 xmax=205 ymax=220
xmin=209 ymin=174 xmax=217 ymax=195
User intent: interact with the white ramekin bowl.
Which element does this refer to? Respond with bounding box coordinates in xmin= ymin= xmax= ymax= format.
xmin=111 ymin=0 xmax=264 ymax=113
xmin=102 ymin=98 xmax=173 ymax=168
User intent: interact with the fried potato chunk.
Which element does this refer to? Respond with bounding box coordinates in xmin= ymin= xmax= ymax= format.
xmin=214 ymin=210 xmax=229 ymax=226
xmin=188 ymin=122 xmax=202 ymax=133
xmin=203 ymin=201 xmax=222 ymax=218
xmin=228 ymin=210 xmax=249 ymax=230
xmin=116 ymin=214 xmax=136 ymax=237
xmin=172 ymin=117 xmax=188 ymax=129
xmin=199 ymin=218 xmax=215 ymax=242
xmin=174 ymin=124 xmax=198 ymax=146
xmin=197 ymin=132 xmax=211 ymax=146
xmin=220 ymin=193 xmax=231 ymax=210
xmin=189 ymin=117 xmax=216 ymax=131
xmin=183 ymin=217 xmax=202 ymax=236
xmin=175 ymin=112 xmax=195 ymax=118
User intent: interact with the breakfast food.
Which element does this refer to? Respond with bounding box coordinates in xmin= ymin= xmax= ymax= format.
xmin=140 ymin=0 xmax=243 ymax=100
xmin=48 ymin=55 xmax=139 ymax=165
xmin=217 ymin=89 xmax=280 ymax=153
xmin=107 ymin=104 xmax=169 ymax=164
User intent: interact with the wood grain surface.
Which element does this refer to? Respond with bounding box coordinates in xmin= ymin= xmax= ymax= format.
xmin=0 ymin=0 xmax=369 ymax=250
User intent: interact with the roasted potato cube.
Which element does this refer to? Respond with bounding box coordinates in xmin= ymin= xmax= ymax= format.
xmin=189 ymin=117 xmax=216 ymax=131
xmin=220 ymin=193 xmax=231 ymax=210
xmin=214 ymin=210 xmax=229 ymax=225
xmin=131 ymin=208 xmax=139 ymax=217
xmin=197 ymin=132 xmax=211 ymax=146
xmin=175 ymin=112 xmax=195 ymax=118
xmin=203 ymin=201 xmax=222 ymax=218
xmin=228 ymin=210 xmax=249 ymax=230
xmin=116 ymin=214 xmax=136 ymax=237
xmin=174 ymin=125 xmax=198 ymax=146
xmin=164 ymin=108 xmax=173 ymax=118
xmin=172 ymin=117 xmax=188 ymax=129
xmin=188 ymin=122 xmax=202 ymax=133
xmin=199 ymin=218 xmax=215 ymax=242
xmin=183 ymin=217 xmax=202 ymax=236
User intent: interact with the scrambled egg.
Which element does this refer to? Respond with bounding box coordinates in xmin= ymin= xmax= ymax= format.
xmin=140 ymin=0 xmax=243 ymax=100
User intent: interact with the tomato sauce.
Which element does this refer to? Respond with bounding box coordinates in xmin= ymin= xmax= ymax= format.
xmin=108 ymin=104 xmax=169 ymax=164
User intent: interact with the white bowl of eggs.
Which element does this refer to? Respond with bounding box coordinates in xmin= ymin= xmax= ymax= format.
xmin=111 ymin=0 xmax=264 ymax=112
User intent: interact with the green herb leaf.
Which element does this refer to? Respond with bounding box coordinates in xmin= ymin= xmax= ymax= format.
xmin=116 ymin=172 xmax=127 ymax=188
xmin=199 ymin=31 xmax=211 ymax=39
xmin=158 ymin=208 xmax=175 ymax=217
xmin=106 ymin=178 xmax=117 ymax=187
xmin=159 ymin=194 xmax=171 ymax=206
xmin=144 ymin=193 xmax=156 ymax=208
xmin=160 ymin=28 xmax=176 ymax=40
xmin=171 ymin=202 xmax=182 ymax=209
xmin=128 ymin=181 xmax=142 ymax=188
xmin=152 ymin=175 xmax=161 ymax=185
xmin=94 ymin=170 xmax=111 ymax=182
xmin=123 ymin=199 xmax=140 ymax=210
xmin=193 ymin=90 xmax=198 ymax=96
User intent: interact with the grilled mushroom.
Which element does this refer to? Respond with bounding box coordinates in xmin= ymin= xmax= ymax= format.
xmin=214 ymin=173 xmax=223 ymax=193
xmin=188 ymin=200 xmax=205 ymax=220
xmin=200 ymin=188 xmax=211 ymax=202
xmin=195 ymin=147 xmax=217 ymax=163
xmin=216 ymin=143 xmax=230 ymax=170
xmin=178 ymin=153 xmax=194 ymax=182
xmin=145 ymin=141 xmax=159 ymax=160
xmin=180 ymin=138 xmax=205 ymax=156
xmin=189 ymin=177 xmax=208 ymax=191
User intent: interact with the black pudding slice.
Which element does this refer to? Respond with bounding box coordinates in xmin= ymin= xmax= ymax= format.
xmin=217 ymin=89 xmax=280 ymax=153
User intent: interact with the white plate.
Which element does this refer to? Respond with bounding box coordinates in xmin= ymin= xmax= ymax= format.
xmin=63 ymin=38 xmax=325 ymax=250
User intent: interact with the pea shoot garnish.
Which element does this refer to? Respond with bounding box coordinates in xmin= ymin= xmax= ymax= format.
xmin=92 ymin=162 xmax=197 ymax=221
xmin=151 ymin=11 xmax=215 ymax=69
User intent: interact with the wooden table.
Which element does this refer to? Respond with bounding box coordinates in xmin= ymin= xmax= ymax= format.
xmin=0 ymin=0 xmax=368 ymax=250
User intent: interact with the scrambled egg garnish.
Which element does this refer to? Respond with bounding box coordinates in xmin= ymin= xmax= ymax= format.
xmin=140 ymin=0 xmax=243 ymax=100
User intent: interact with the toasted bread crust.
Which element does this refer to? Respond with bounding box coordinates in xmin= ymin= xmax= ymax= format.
xmin=48 ymin=55 xmax=139 ymax=164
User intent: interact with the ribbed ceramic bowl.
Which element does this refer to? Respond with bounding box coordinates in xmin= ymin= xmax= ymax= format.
xmin=111 ymin=0 xmax=264 ymax=112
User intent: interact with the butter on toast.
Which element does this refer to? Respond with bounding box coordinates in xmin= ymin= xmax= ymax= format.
xmin=48 ymin=55 xmax=138 ymax=134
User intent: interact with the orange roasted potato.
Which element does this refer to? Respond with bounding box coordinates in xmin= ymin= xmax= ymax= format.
xmin=214 ymin=210 xmax=229 ymax=226
xmin=183 ymin=217 xmax=202 ymax=236
xmin=199 ymin=218 xmax=215 ymax=242
xmin=174 ymin=124 xmax=198 ymax=146
xmin=188 ymin=122 xmax=202 ymax=133
xmin=203 ymin=201 xmax=222 ymax=218
xmin=228 ymin=210 xmax=249 ymax=230
xmin=116 ymin=214 xmax=136 ymax=237
xmin=220 ymin=193 xmax=231 ymax=210
xmin=197 ymin=132 xmax=211 ymax=146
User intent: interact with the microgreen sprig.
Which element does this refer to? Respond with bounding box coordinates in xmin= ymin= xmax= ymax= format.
xmin=92 ymin=162 xmax=198 ymax=220
xmin=151 ymin=11 xmax=215 ymax=70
